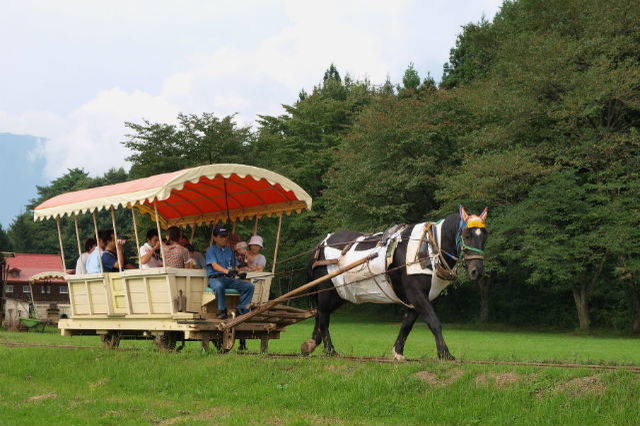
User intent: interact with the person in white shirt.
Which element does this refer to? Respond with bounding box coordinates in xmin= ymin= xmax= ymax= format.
xmin=140 ymin=229 xmax=163 ymax=269
xmin=75 ymin=238 xmax=97 ymax=274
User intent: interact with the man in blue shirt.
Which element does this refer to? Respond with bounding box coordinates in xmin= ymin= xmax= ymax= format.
xmin=205 ymin=225 xmax=254 ymax=319
xmin=85 ymin=229 xmax=125 ymax=273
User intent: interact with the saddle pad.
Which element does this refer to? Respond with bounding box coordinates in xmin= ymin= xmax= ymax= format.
xmin=322 ymin=229 xmax=404 ymax=304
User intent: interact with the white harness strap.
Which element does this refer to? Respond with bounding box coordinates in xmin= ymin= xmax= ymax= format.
xmin=405 ymin=222 xmax=455 ymax=301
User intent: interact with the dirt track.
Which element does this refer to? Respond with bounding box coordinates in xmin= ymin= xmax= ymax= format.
xmin=3 ymin=341 xmax=640 ymax=373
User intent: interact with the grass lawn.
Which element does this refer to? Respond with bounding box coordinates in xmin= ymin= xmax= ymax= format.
xmin=1 ymin=312 xmax=639 ymax=425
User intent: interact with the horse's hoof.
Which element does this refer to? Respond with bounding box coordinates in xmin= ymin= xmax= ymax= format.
xmin=438 ymin=352 xmax=456 ymax=361
xmin=391 ymin=347 xmax=406 ymax=362
xmin=323 ymin=349 xmax=339 ymax=357
xmin=301 ymin=339 xmax=317 ymax=356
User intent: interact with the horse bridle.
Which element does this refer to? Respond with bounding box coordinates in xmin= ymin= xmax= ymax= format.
xmin=425 ymin=216 xmax=486 ymax=281
xmin=455 ymin=217 xmax=486 ymax=263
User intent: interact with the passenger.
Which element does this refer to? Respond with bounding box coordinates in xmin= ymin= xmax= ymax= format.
xmin=85 ymin=229 xmax=126 ymax=273
xmin=163 ymin=226 xmax=192 ymax=268
xmin=205 ymin=225 xmax=254 ymax=319
xmin=235 ymin=241 xmax=248 ymax=271
xmin=75 ymin=238 xmax=96 ymax=274
xmin=140 ymin=229 xmax=163 ymax=269
xmin=185 ymin=243 xmax=206 ymax=269
xmin=246 ymin=235 xmax=266 ymax=272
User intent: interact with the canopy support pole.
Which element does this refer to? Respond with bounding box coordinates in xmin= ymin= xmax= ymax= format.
xmin=73 ymin=214 xmax=84 ymax=274
xmin=271 ymin=213 xmax=282 ymax=274
xmin=154 ymin=201 xmax=166 ymax=266
xmin=254 ymin=216 xmax=259 ymax=236
xmin=111 ymin=207 xmax=123 ymax=272
xmin=131 ymin=207 xmax=141 ymax=269
xmin=232 ymin=219 xmax=236 ymax=234
xmin=55 ymin=216 xmax=67 ymax=272
xmin=93 ymin=211 xmax=104 ymax=273
xmin=190 ymin=223 xmax=195 ymax=244
xmin=209 ymin=220 xmax=217 ymax=247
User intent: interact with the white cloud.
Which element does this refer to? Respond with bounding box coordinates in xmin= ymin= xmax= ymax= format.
xmin=0 ymin=0 xmax=503 ymax=181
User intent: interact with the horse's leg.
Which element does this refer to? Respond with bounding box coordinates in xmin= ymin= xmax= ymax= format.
xmin=301 ymin=314 xmax=322 ymax=355
xmin=415 ymin=300 xmax=454 ymax=360
xmin=301 ymin=306 xmax=340 ymax=356
xmin=317 ymin=308 xmax=337 ymax=355
xmin=392 ymin=309 xmax=419 ymax=361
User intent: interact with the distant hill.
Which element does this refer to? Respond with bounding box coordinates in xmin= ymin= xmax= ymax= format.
xmin=0 ymin=133 xmax=48 ymax=228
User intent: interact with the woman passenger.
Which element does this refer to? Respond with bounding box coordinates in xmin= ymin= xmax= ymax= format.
xmin=163 ymin=226 xmax=192 ymax=268
xmin=75 ymin=238 xmax=97 ymax=274
xmin=246 ymin=235 xmax=266 ymax=272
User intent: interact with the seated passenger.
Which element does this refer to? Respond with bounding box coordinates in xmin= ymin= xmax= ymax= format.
xmin=234 ymin=241 xmax=248 ymax=271
xmin=185 ymin=243 xmax=206 ymax=269
xmin=85 ymin=229 xmax=126 ymax=273
xmin=140 ymin=229 xmax=163 ymax=269
xmin=163 ymin=226 xmax=192 ymax=268
xmin=246 ymin=235 xmax=266 ymax=272
xmin=205 ymin=225 xmax=254 ymax=319
xmin=75 ymin=237 xmax=96 ymax=274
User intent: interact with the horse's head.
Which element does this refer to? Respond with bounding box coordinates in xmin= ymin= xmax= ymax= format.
xmin=458 ymin=205 xmax=488 ymax=281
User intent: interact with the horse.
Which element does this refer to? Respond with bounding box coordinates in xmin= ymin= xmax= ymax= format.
xmin=301 ymin=206 xmax=488 ymax=360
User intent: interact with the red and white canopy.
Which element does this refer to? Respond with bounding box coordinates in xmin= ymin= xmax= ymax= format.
xmin=34 ymin=164 xmax=312 ymax=227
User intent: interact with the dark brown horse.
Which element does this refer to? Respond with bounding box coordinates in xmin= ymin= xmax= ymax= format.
xmin=301 ymin=206 xmax=488 ymax=360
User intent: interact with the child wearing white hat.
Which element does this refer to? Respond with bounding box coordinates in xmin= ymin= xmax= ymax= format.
xmin=246 ymin=235 xmax=266 ymax=272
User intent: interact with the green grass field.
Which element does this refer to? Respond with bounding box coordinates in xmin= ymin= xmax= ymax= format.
xmin=1 ymin=313 xmax=639 ymax=425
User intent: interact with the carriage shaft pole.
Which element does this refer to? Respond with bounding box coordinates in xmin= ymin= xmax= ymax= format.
xmin=221 ymin=252 xmax=378 ymax=330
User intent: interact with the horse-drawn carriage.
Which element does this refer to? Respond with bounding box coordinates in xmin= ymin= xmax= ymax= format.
xmin=33 ymin=164 xmax=321 ymax=351
xmin=34 ymin=163 xmax=489 ymax=359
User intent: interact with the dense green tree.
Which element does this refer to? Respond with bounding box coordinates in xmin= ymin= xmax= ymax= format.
xmin=436 ymin=0 xmax=640 ymax=329
xmin=123 ymin=113 xmax=251 ymax=179
xmin=0 ymin=224 xmax=11 ymax=251
xmin=440 ymin=17 xmax=497 ymax=89
xmin=8 ymin=168 xmax=132 ymax=268
xmin=323 ymin=91 xmax=464 ymax=231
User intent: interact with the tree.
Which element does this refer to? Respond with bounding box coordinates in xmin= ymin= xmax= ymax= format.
xmin=0 ymin=224 xmax=10 ymax=251
xmin=435 ymin=0 xmax=640 ymax=328
xmin=440 ymin=17 xmax=497 ymax=89
xmin=123 ymin=113 xmax=251 ymax=179
xmin=8 ymin=168 xmax=131 ymax=268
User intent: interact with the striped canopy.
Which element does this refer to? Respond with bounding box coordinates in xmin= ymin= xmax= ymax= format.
xmin=34 ymin=164 xmax=312 ymax=227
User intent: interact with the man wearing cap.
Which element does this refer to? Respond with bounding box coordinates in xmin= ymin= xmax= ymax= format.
xmin=205 ymin=225 xmax=254 ymax=319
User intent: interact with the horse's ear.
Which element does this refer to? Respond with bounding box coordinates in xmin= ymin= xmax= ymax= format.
xmin=480 ymin=206 xmax=488 ymax=223
xmin=459 ymin=205 xmax=469 ymax=222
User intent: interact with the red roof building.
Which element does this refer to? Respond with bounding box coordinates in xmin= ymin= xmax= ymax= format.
xmin=3 ymin=253 xmax=70 ymax=304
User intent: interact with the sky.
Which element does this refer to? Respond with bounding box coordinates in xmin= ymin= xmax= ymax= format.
xmin=0 ymin=0 xmax=503 ymax=228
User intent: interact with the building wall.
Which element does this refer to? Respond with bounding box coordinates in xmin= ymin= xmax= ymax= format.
xmin=4 ymin=282 xmax=69 ymax=303
xmin=3 ymin=298 xmax=71 ymax=321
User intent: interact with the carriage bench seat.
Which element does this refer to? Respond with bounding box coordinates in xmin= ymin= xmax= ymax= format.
xmin=203 ymin=288 xmax=240 ymax=295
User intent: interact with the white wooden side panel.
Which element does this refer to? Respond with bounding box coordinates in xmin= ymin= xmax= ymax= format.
xmin=70 ymin=281 xmax=90 ymax=315
xmin=127 ymin=277 xmax=151 ymax=314
xmin=147 ymin=275 xmax=171 ymax=314
xmin=88 ymin=280 xmax=108 ymax=314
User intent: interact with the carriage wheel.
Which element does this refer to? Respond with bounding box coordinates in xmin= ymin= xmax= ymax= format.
xmin=153 ymin=332 xmax=178 ymax=351
xmin=222 ymin=328 xmax=235 ymax=352
xmin=101 ymin=331 xmax=121 ymax=349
